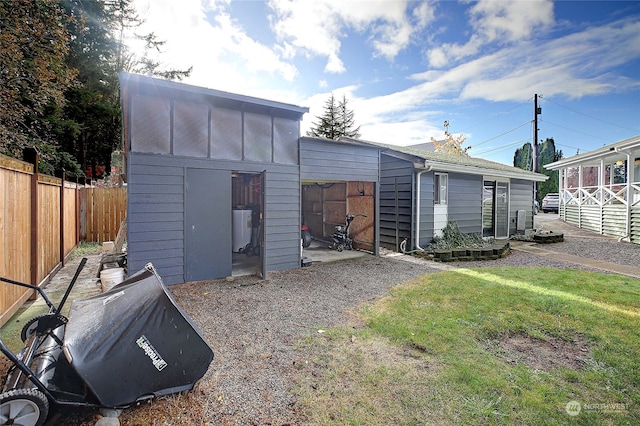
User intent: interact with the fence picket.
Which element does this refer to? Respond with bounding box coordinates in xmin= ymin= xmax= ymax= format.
xmin=1 ymin=155 xmax=127 ymax=326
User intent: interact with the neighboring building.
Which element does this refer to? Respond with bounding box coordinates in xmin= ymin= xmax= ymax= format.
xmin=337 ymin=138 xmax=547 ymax=251
xmin=545 ymin=135 xmax=640 ymax=244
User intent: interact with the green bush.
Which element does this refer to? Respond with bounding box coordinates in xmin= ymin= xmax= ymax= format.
xmin=429 ymin=221 xmax=491 ymax=250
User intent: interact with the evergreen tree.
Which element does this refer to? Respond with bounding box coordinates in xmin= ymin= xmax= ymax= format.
xmin=0 ymin=0 xmax=78 ymax=174
xmin=307 ymin=94 xmax=360 ymax=139
xmin=538 ymin=138 xmax=563 ymax=198
xmin=513 ymin=142 xmax=533 ymax=171
xmin=513 ymin=138 xmax=563 ymax=201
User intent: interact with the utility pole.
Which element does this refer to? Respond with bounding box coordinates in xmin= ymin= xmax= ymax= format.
xmin=533 ymin=94 xmax=542 ymax=201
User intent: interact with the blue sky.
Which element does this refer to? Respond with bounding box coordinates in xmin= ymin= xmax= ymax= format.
xmin=129 ymin=0 xmax=640 ymax=165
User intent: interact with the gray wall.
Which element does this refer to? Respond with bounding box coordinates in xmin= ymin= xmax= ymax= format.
xmin=300 ymin=137 xmax=379 ymax=182
xmin=509 ymin=178 xmax=535 ymax=234
xmin=416 ymin=172 xmax=435 ymax=248
xmin=448 ymin=172 xmax=483 ymax=234
xmin=124 ymin=80 xmax=304 ymax=285
xmin=379 ymin=155 xmax=414 ymax=250
xmin=128 ymin=153 xmax=300 ymax=285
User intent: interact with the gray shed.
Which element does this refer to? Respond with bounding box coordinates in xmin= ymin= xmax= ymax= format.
xmin=120 ymin=73 xmax=308 ymax=284
xmin=337 ymin=139 xmax=547 ymax=251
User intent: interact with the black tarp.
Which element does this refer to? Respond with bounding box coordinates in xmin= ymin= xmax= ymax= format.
xmin=64 ymin=265 xmax=214 ymax=407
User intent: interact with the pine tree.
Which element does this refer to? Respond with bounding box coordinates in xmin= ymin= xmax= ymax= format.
xmin=306 ymin=94 xmax=360 ymax=140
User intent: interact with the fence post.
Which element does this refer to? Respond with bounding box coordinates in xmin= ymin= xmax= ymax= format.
xmin=23 ymin=148 xmax=39 ymax=286
xmin=59 ymin=170 xmax=65 ymax=265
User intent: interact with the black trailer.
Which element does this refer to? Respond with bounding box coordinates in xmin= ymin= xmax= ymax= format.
xmin=1 ymin=262 xmax=213 ymax=426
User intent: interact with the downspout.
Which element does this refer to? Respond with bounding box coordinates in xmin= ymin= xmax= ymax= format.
xmin=414 ymin=165 xmax=433 ymax=251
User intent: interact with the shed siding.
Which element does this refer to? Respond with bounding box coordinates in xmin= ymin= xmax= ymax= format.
xmin=300 ymin=139 xmax=379 ymax=182
xmin=128 ymin=152 xmax=300 ymax=284
xmin=417 ymin=172 xmax=435 ymax=248
xmin=448 ymin=173 xmax=482 ymax=234
xmin=379 ymin=155 xmax=414 ymax=250
xmin=509 ymin=179 xmax=534 ymax=234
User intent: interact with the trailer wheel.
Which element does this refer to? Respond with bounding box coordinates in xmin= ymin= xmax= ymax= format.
xmin=20 ymin=313 xmax=67 ymax=342
xmin=0 ymin=388 xmax=49 ymax=426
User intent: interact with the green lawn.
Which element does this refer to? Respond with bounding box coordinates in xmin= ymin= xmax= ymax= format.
xmin=294 ymin=268 xmax=639 ymax=425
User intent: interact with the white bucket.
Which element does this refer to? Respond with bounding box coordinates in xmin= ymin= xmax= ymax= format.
xmin=100 ymin=267 xmax=125 ymax=292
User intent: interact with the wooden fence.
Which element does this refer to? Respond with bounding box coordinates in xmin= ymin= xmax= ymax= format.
xmin=0 ymin=154 xmax=127 ymax=327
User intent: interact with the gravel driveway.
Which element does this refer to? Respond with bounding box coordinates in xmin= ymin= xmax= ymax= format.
xmin=167 ymin=234 xmax=639 ymax=425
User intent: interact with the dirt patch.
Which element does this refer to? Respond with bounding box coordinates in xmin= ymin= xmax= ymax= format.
xmin=485 ymin=333 xmax=592 ymax=371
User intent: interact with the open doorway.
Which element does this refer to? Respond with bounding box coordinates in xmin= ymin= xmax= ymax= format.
xmin=232 ymin=172 xmax=264 ymax=276
xmin=301 ymin=181 xmax=375 ymax=252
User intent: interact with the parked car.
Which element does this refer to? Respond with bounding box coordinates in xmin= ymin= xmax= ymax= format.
xmin=542 ymin=193 xmax=560 ymax=213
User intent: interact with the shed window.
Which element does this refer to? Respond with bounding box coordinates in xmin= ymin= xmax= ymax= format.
xmin=435 ymin=173 xmax=448 ymax=205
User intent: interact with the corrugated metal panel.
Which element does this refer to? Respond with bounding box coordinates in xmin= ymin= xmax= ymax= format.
xmin=300 ymin=138 xmax=379 ymax=182
xmin=273 ymin=118 xmax=299 ymax=165
xmin=448 ymin=173 xmax=482 ymax=234
xmin=211 ymin=107 xmax=242 ymax=161
xmin=244 ymin=112 xmax=272 ymax=162
xmin=131 ymin=94 xmax=171 ymax=154
xmin=173 ymin=100 xmax=209 ymax=157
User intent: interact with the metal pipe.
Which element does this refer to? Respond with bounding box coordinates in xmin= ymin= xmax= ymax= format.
xmin=414 ymin=165 xmax=432 ymax=251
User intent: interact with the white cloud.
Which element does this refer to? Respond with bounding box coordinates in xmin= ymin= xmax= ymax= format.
xmin=130 ymin=0 xmax=297 ymax=90
xmin=268 ymin=0 xmax=433 ymax=72
xmin=469 ymin=0 xmax=554 ymax=42
xmin=427 ymin=0 xmax=554 ymax=67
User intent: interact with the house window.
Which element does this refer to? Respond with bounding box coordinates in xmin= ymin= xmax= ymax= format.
xmin=435 ymin=173 xmax=448 ymax=205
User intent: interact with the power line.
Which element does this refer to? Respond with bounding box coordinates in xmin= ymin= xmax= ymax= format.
xmin=470 ymin=120 xmax=532 ymax=149
xmin=464 ymin=99 xmax=530 ymax=131
xmin=543 ymin=97 xmax=639 ymax=133
xmin=542 ymin=119 xmax=614 ymax=144
xmin=473 ymin=138 xmax=531 ymax=156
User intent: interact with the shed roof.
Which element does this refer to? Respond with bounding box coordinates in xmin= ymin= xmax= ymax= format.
xmin=545 ymin=135 xmax=640 ymax=170
xmin=119 ymin=72 xmax=309 ymax=120
xmin=337 ymin=137 xmax=548 ymax=182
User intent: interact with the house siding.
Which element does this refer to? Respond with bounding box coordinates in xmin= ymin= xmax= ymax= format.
xmin=300 ymin=138 xmax=379 ymax=182
xmin=128 ymin=153 xmax=300 ymax=285
xmin=509 ymin=178 xmax=535 ymax=234
xmin=448 ymin=172 xmax=482 ymax=234
xmin=379 ymin=155 xmax=414 ymax=250
xmin=417 ymin=172 xmax=435 ymax=248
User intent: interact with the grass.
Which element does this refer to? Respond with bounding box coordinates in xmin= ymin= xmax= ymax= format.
xmin=72 ymin=241 xmax=102 ymax=256
xmin=293 ymin=268 xmax=640 ymax=425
